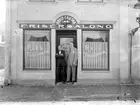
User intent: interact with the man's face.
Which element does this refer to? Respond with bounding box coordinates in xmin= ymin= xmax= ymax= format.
xmin=69 ymin=43 xmax=74 ymax=49
xmin=58 ymin=46 xmax=62 ymax=50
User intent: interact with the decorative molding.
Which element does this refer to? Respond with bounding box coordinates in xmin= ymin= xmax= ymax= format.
xmin=17 ymin=20 xmax=116 ymax=24
xmin=80 ymin=20 xmax=116 ymax=24
xmin=17 ymin=20 xmax=53 ymax=24
xmin=53 ymin=11 xmax=80 ymax=23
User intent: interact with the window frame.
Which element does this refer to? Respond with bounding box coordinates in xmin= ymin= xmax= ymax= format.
xmin=29 ymin=0 xmax=55 ymax=2
xmin=77 ymin=0 xmax=103 ymax=3
xmin=81 ymin=29 xmax=110 ymax=71
xmin=23 ymin=29 xmax=51 ymax=70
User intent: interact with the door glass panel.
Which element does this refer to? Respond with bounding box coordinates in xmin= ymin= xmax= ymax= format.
xmin=60 ymin=38 xmax=73 ymax=45
xmin=60 ymin=38 xmax=73 ymax=51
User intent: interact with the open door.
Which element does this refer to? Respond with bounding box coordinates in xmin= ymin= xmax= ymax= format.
xmin=56 ymin=30 xmax=77 ymax=48
xmin=55 ymin=30 xmax=77 ymax=84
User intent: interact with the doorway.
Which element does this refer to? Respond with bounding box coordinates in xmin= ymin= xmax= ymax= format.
xmin=55 ymin=30 xmax=77 ymax=84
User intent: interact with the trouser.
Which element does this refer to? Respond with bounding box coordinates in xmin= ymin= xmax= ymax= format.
xmin=56 ymin=64 xmax=66 ymax=82
xmin=66 ymin=65 xmax=76 ymax=82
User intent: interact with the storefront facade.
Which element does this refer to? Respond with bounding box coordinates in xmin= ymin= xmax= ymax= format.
xmin=5 ymin=0 xmax=140 ymax=85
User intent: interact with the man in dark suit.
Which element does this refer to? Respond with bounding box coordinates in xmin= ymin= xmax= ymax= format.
xmin=56 ymin=45 xmax=67 ymax=85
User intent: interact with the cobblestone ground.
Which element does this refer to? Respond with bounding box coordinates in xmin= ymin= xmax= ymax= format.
xmin=0 ymin=84 xmax=140 ymax=102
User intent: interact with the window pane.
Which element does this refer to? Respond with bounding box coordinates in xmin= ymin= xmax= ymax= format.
xmin=78 ymin=0 xmax=102 ymax=1
xmin=91 ymin=0 xmax=102 ymax=1
xmin=29 ymin=0 xmax=41 ymax=1
xmin=29 ymin=0 xmax=55 ymax=2
xmin=82 ymin=31 xmax=109 ymax=70
xmin=24 ymin=30 xmax=51 ymax=70
xmin=78 ymin=0 xmax=90 ymax=1
xmin=43 ymin=0 xmax=55 ymax=1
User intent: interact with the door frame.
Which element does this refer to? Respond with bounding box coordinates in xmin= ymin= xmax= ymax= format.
xmin=55 ymin=30 xmax=77 ymax=83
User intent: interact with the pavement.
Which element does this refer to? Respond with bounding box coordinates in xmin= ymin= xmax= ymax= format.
xmin=0 ymin=84 xmax=140 ymax=102
xmin=0 ymin=69 xmax=140 ymax=102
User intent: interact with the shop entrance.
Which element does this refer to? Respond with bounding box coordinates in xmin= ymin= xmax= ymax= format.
xmin=55 ymin=30 xmax=77 ymax=84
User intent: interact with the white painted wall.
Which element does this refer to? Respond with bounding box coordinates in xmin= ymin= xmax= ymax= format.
xmin=9 ymin=0 xmax=140 ymax=84
xmin=0 ymin=35 xmax=2 ymax=43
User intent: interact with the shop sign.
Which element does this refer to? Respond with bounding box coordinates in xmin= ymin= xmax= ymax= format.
xmin=55 ymin=15 xmax=77 ymax=25
xmin=19 ymin=15 xmax=113 ymax=29
xmin=19 ymin=23 xmax=113 ymax=29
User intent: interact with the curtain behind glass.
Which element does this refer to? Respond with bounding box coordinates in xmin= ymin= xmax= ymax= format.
xmin=82 ymin=31 xmax=109 ymax=70
xmin=24 ymin=30 xmax=51 ymax=69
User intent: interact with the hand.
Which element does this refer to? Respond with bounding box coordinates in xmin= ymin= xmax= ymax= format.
xmin=59 ymin=54 xmax=63 ymax=56
xmin=72 ymin=63 xmax=76 ymax=66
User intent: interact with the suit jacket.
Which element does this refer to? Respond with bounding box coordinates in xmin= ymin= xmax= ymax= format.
xmin=56 ymin=50 xmax=66 ymax=66
xmin=68 ymin=47 xmax=78 ymax=66
xmin=64 ymin=47 xmax=70 ymax=63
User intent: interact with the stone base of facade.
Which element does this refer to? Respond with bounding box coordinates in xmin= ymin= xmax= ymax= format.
xmin=4 ymin=79 xmax=11 ymax=85
xmin=9 ymin=79 xmax=123 ymax=86
xmin=119 ymin=78 xmax=133 ymax=84
xmin=134 ymin=79 xmax=140 ymax=85
xmin=11 ymin=79 xmax=55 ymax=86
xmin=8 ymin=78 xmax=138 ymax=86
xmin=77 ymin=79 xmax=121 ymax=85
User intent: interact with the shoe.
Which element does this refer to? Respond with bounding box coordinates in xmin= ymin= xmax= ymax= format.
xmin=72 ymin=82 xmax=77 ymax=85
xmin=59 ymin=82 xmax=63 ymax=85
xmin=56 ymin=83 xmax=59 ymax=85
xmin=62 ymin=82 xmax=66 ymax=84
xmin=66 ymin=82 xmax=71 ymax=84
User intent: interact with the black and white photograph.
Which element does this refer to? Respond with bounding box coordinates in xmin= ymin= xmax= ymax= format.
xmin=0 ymin=0 xmax=140 ymax=105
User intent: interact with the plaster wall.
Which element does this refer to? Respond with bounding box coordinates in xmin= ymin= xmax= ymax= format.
xmin=8 ymin=0 xmax=135 ymax=84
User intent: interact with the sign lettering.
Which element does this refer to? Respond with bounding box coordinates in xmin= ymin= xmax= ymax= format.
xmin=55 ymin=15 xmax=77 ymax=25
xmin=19 ymin=24 xmax=113 ymax=29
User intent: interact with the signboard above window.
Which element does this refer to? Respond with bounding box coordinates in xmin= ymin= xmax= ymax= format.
xmin=19 ymin=24 xmax=113 ymax=29
xmin=19 ymin=15 xmax=113 ymax=29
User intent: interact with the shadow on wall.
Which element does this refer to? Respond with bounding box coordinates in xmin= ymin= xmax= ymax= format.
xmin=0 ymin=45 xmax=5 ymax=69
